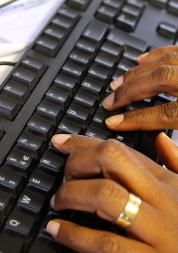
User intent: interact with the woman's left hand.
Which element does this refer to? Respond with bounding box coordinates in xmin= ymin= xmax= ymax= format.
xmin=47 ymin=133 xmax=178 ymax=253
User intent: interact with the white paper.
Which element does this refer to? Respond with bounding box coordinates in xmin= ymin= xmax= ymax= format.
xmin=0 ymin=0 xmax=64 ymax=84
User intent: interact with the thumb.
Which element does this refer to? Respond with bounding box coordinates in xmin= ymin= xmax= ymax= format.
xmin=155 ymin=132 xmax=178 ymax=174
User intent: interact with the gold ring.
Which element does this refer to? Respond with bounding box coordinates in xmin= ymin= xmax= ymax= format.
xmin=116 ymin=193 xmax=142 ymax=227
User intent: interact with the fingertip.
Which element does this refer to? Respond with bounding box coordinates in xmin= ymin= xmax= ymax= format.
xmin=137 ymin=52 xmax=149 ymax=63
xmin=110 ymin=76 xmax=124 ymax=91
xmin=105 ymin=114 xmax=124 ymax=128
xmin=50 ymin=195 xmax=56 ymax=209
xmin=102 ymin=93 xmax=115 ymax=109
xmin=51 ymin=134 xmax=72 ymax=147
xmin=47 ymin=220 xmax=61 ymax=238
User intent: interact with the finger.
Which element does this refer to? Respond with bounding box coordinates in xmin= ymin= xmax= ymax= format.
xmin=52 ymin=134 xmax=167 ymax=180
xmin=155 ymin=132 xmax=178 ymax=173
xmin=111 ymin=51 xmax=178 ymax=91
xmin=52 ymin=134 xmax=102 ymax=153
xmin=137 ymin=45 xmax=178 ymax=64
xmin=103 ymin=65 xmax=178 ymax=111
xmin=47 ymin=219 xmax=157 ymax=253
xmin=50 ymin=179 xmax=162 ymax=244
xmin=105 ymin=102 xmax=178 ymax=131
xmin=61 ymin=138 xmax=168 ymax=206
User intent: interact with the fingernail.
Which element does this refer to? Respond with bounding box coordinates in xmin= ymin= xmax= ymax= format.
xmin=52 ymin=134 xmax=71 ymax=146
xmin=137 ymin=52 xmax=149 ymax=62
xmin=103 ymin=93 xmax=115 ymax=109
xmin=110 ymin=76 xmax=124 ymax=91
xmin=106 ymin=114 xmax=124 ymax=126
xmin=160 ymin=132 xmax=172 ymax=142
xmin=50 ymin=195 xmax=56 ymax=209
xmin=47 ymin=221 xmax=61 ymax=238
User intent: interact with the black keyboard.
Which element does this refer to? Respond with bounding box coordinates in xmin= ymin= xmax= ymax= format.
xmin=0 ymin=0 xmax=177 ymax=252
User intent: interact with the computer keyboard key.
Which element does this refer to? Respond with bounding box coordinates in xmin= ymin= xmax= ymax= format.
xmin=126 ymin=0 xmax=145 ymax=10
xmin=18 ymin=188 xmax=46 ymax=214
xmin=150 ymin=0 xmax=168 ymax=8
xmin=101 ymin=41 xmax=123 ymax=57
xmin=2 ymin=81 xmax=30 ymax=105
xmin=116 ymin=13 xmax=137 ymax=32
xmin=67 ymin=101 xmax=91 ymax=127
xmin=37 ymin=99 xmax=63 ymax=125
xmin=5 ymin=209 xmax=36 ymax=237
xmin=12 ymin=67 xmax=38 ymax=91
xmin=83 ymin=20 xmax=108 ymax=44
xmin=93 ymin=107 xmax=115 ymax=125
xmin=0 ymin=94 xmax=20 ymax=120
xmin=81 ymin=77 xmax=104 ymax=97
xmin=157 ymin=22 xmax=177 ymax=39
xmin=0 ymin=232 xmax=25 ymax=253
xmin=27 ymin=115 xmax=54 ymax=141
xmin=6 ymin=149 xmax=34 ymax=175
xmin=44 ymin=26 xmax=66 ymax=41
xmin=21 ymin=56 xmax=47 ymax=76
xmin=158 ymin=93 xmax=177 ymax=102
xmin=167 ymin=0 xmax=178 ymax=15
xmin=58 ymin=116 xmax=83 ymax=134
xmin=103 ymin=0 xmax=124 ymax=9
xmin=69 ymin=48 xmax=92 ymax=67
xmin=117 ymin=57 xmax=136 ymax=73
xmin=67 ymin=0 xmax=90 ymax=11
xmin=62 ymin=60 xmax=85 ymax=79
xmin=51 ymin=14 xmax=74 ymax=31
xmin=76 ymin=38 xmax=98 ymax=55
xmin=54 ymin=72 xmax=78 ymax=96
xmin=35 ymin=36 xmax=60 ymax=57
xmin=122 ymin=3 xmax=141 ymax=18
xmin=0 ymin=130 xmax=5 ymax=140
xmin=95 ymin=50 xmax=120 ymax=68
xmin=29 ymin=238 xmax=62 ymax=253
xmin=114 ymin=131 xmax=140 ymax=148
xmin=58 ymin=5 xmax=79 ymax=20
xmin=123 ymin=48 xmax=140 ymax=63
xmin=96 ymin=4 xmax=119 ymax=24
xmin=107 ymin=28 xmax=147 ymax=52
xmin=0 ymin=190 xmax=14 ymax=218
xmin=39 ymin=150 xmax=65 ymax=175
xmin=17 ymin=131 xmax=45 ymax=159
xmin=28 ymin=169 xmax=56 ymax=193
xmin=46 ymin=86 xmax=71 ymax=110
xmin=74 ymin=87 xmax=97 ymax=111
xmin=0 ymin=166 xmax=24 ymax=194
xmin=86 ymin=123 xmax=110 ymax=139
xmin=88 ymin=63 xmax=111 ymax=82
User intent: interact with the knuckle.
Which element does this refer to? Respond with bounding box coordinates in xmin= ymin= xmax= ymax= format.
xmin=99 ymin=234 xmax=122 ymax=253
xmin=153 ymin=65 xmax=173 ymax=82
xmin=96 ymin=179 xmax=120 ymax=203
xmin=97 ymin=139 xmax=119 ymax=157
xmin=164 ymin=51 xmax=178 ymax=64
xmin=161 ymin=102 xmax=178 ymax=123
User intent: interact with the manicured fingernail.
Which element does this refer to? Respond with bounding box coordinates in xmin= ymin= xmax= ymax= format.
xmin=137 ymin=52 xmax=149 ymax=62
xmin=52 ymin=134 xmax=71 ymax=146
xmin=103 ymin=93 xmax=115 ymax=109
xmin=50 ymin=195 xmax=56 ymax=209
xmin=47 ymin=221 xmax=61 ymax=237
xmin=110 ymin=76 xmax=124 ymax=91
xmin=106 ymin=114 xmax=124 ymax=126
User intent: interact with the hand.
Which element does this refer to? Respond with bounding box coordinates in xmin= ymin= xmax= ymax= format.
xmin=103 ymin=45 xmax=178 ymax=131
xmin=46 ymin=133 xmax=178 ymax=253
